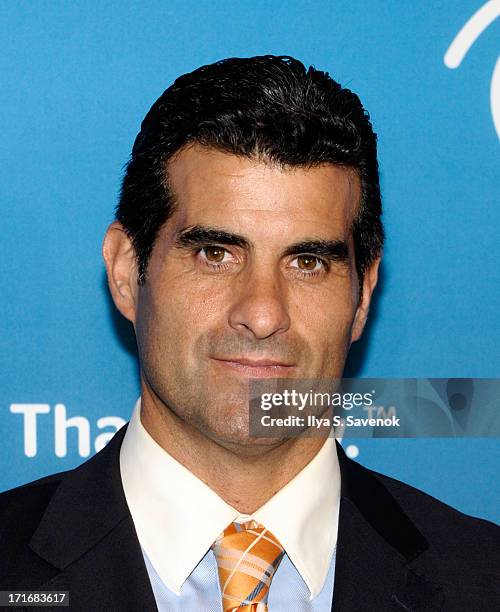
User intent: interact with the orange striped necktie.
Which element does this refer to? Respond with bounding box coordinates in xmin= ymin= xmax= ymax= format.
xmin=212 ymin=519 xmax=285 ymax=612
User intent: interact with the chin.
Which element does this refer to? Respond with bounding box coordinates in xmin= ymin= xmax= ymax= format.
xmin=195 ymin=408 xmax=278 ymax=448
xmin=212 ymin=430 xmax=286 ymax=450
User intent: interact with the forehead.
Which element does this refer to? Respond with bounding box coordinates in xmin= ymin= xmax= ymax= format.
xmin=165 ymin=144 xmax=361 ymax=239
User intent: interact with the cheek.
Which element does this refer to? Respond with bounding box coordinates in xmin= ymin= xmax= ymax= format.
xmin=289 ymin=282 xmax=357 ymax=353
xmin=136 ymin=276 xmax=230 ymax=358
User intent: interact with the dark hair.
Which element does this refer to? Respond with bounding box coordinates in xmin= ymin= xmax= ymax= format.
xmin=116 ymin=55 xmax=383 ymax=287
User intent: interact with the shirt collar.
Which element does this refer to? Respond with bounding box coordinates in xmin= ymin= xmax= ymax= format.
xmin=120 ymin=399 xmax=340 ymax=599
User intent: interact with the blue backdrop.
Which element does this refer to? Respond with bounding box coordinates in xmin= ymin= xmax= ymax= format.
xmin=1 ymin=1 xmax=499 ymax=523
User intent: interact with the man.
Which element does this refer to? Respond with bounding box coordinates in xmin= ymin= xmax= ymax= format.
xmin=0 ymin=56 xmax=498 ymax=611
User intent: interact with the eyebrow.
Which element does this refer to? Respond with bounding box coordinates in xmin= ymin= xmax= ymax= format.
xmin=283 ymin=239 xmax=350 ymax=263
xmin=175 ymin=225 xmax=349 ymax=263
xmin=175 ymin=225 xmax=251 ymax=249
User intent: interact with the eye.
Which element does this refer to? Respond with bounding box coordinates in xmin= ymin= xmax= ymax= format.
xmin=290 ymin=255 xmax=326 ymax=273
xmin=197 ymin=246 xmax=237 ymax=271
xmin=201 ymin=246 xmax=229 ymax=263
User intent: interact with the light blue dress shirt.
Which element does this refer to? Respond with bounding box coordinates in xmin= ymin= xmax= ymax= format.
xmin=143 ymin=545 xmax=336 ymax=611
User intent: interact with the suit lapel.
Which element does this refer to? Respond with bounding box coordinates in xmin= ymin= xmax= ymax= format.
xmin=332 ymin=442 xmax=444 ymax=611
xmin=27 ymin=426 xmax=158 ymax=612
xmin=34 ymin=516 xmax=157 ymax=612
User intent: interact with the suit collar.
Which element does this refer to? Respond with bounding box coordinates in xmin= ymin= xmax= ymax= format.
xmin=333 ymin=442 xmax=444 ymax=611
xmin=336 ymin=441 xmax=428 ymax=561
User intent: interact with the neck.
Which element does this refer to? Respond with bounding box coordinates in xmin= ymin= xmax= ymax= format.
xmin=139 ymin=384 xmax=329 ymax=514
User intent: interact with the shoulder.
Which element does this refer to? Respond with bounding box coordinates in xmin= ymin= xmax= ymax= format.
xmin=0 ymin=471 xmax=69 ymax=552
xmin=374 ymin=468 xmax=499 ymax=536
xmin=371 ymin=467 xmax=500 ymax=576
xmin=0 ymin=471 xmax=68 ymax=510
xmin=0 ymin=426 xmax=127 ymax=552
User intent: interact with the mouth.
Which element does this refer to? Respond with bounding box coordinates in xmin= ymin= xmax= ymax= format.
xmin=211 ymin=356 xmax=295 ymax=378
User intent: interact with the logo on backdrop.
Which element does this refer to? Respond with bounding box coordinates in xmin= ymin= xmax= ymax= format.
xmin=444 ymin=0 xmax=500 ymax=139
xmin=9 ymin=404 xmax=126 ymax=458
xmin=8 ymin=379 xmax=498 ymax=459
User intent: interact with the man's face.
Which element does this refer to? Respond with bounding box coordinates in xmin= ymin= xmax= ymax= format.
xmin=121 ymin=145 xmax=378 ymax=446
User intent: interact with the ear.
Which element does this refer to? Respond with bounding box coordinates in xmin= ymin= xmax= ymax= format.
xmin=350 ymin=256 xmax=381 ymax=343
xmin=102 ymin=222 xmax=138 ymax=323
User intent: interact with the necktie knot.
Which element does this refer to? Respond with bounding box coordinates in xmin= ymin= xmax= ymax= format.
xmin=212 ymin=520 xmax=285 ymax=612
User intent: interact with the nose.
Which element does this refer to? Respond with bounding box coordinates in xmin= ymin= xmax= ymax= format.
xmin=228 ymin=265 xmax=291 ymax=340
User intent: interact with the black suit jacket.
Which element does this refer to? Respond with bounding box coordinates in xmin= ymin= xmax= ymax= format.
xmin=1 ymin=426 xmax=499 ymax=611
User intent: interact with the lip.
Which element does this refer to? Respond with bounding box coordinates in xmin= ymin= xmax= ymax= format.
xmin=211 ymin=357 xmax=295 ymax=378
